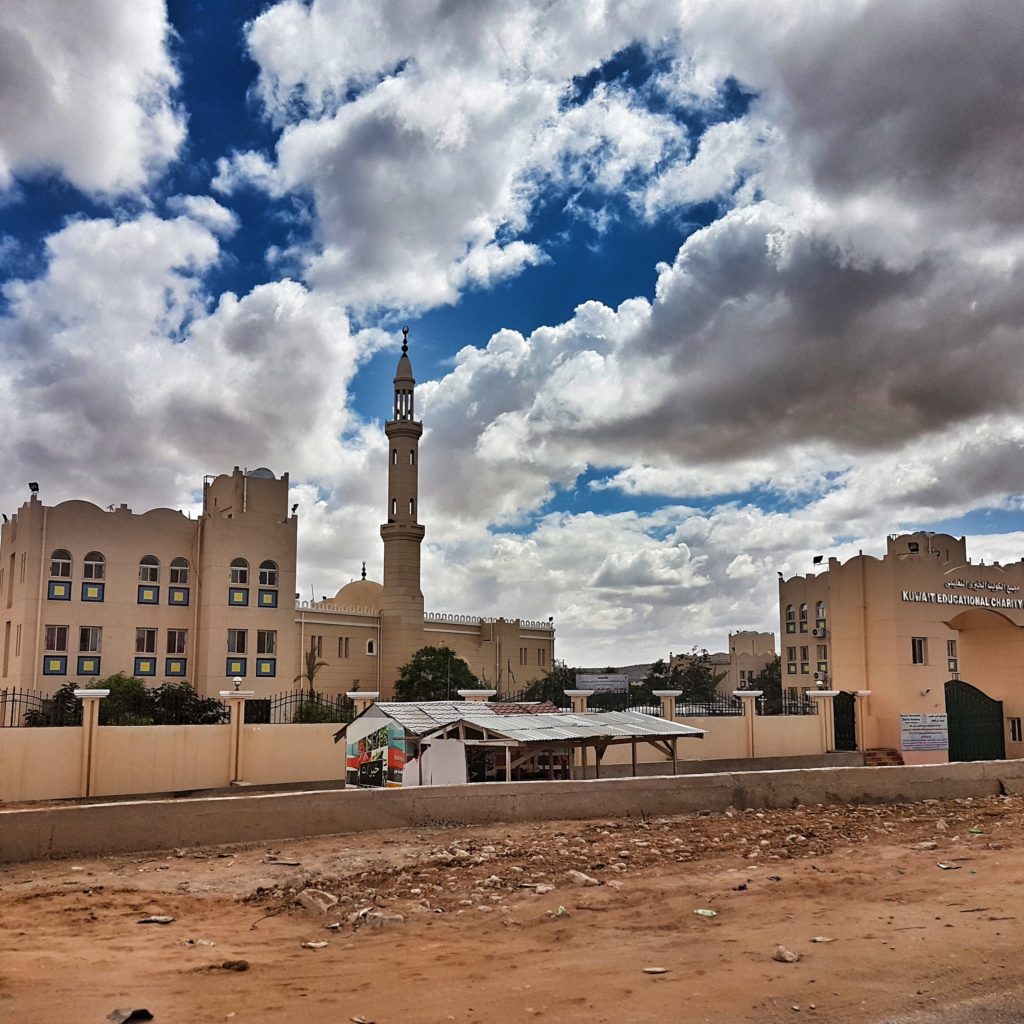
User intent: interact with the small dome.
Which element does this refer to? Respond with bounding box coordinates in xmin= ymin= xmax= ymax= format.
xmin=246 ymin=467 xmax=276 ymax=479
xmin=333 ymin=578 xmax=384 ymax=609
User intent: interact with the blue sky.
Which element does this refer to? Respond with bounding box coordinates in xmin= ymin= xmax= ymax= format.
xmin=1 ymin=0 xmax=1023 ymax=665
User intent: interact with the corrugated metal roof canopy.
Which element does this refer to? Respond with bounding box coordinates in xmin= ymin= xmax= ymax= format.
xmin=421 ymin=709 xmax=705 ymax=745
xmin=337 ymin=700 xmax=559 ymax=739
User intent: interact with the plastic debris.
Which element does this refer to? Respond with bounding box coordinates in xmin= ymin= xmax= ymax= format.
xmin=772 ymin=945 xmax=802 ymax=963
xmin=300 ymin=940 xmax=329 ymax=949
xmin=937 ymin=862 xmax=962 ymax=870
xmin=108 ymin=1012 xmax=154 ymax=1024
xmin=694 ymin=908 xmax=717 ymax=918
xmin=137 ymin=915 xmax=174 ymax=925
xmin=643 ymin=967 xmax=669 ymax=974
xmin=810 ymin=936 xmax=836 ymax=943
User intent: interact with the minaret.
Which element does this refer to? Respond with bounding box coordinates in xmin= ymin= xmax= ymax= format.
xmin=379 ymin=327 xmax=426 ymax=692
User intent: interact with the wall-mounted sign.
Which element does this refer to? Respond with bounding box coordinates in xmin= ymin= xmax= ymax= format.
xmin=900 ymin=713 xmax=949 ymax=751
xmin=901 ymin=590 xmax=1024 ymax=610
xmin=576 ymin=674 xmax=628 ymax=693
xmin=943 ymin=579 xmax=1020 ymax=594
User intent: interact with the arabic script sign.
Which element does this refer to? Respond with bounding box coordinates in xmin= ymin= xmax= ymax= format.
xmin=900 ymin=713 xmax=948 ymax=751
xmin=943 ymin=579 xmax=1020 ymax=594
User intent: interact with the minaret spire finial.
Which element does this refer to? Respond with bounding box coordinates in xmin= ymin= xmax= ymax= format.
xmin=361 ymin=560 xmax=367 ymax=580
xmin=401 ymin=326 xmax=409 ymax=354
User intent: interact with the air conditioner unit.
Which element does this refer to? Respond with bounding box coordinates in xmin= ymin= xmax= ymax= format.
xmin=813 ymin=671 xmax=824 ymax=681
xmin=812 ymin=627 xmax=826 ymax=637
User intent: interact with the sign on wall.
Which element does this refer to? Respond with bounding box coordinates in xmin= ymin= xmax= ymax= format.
xmin=576 ymin=674 xmax=628 ymax=693
xmin=899 ymin=713 xmax=949 ymax=751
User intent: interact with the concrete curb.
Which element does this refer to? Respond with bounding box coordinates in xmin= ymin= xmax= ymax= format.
xmin=2 ymin=759 xmax=1021 ymax=864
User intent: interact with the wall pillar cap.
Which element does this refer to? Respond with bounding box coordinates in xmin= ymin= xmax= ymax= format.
xmin=732 ymin=690 xmax=763 ymax=698
xmin=73 ymin=689 xmax=110 ymax=698
xmin=457 ymin=689 xmax=496 ymax=699
xmin=219 ymin=691 xmax=255 ymax=699
xmin=564 ymin=689 xmax=594 ymax=697
xmin=854 ymin=690 xmax=872 ymax=697
xmin=651 ymin=690 xmax=682 ymax=698
xmin=348 ymin=691 xmax=378 ymax=701
xmin=808 ymin=689 xmax=840 ymax=698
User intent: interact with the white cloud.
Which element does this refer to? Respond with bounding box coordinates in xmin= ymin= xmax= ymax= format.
xmin=0 ymin=0 xmax=184 ymax=194
xmin=166 ymin=196 xmax=240 ymax=237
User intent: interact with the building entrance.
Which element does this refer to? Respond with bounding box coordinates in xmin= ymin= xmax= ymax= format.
xmin=945 ymin=679 xmax=1005 ymax=762
xmin=833 ymin=690 xmax=857 ymax=751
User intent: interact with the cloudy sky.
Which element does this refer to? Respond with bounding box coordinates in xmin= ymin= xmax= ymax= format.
xmin=2 ymin=0 xmax=1023 ymax=666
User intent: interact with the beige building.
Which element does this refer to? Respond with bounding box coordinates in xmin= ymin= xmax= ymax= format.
xmin=0 ymin=330 xmax=554 ymax=699
xmin=670 ymin=630 xmax=775 ymax=695
xmin=780 ymin=532 xmax=1024 ymax=763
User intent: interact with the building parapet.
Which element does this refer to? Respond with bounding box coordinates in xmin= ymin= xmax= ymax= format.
xmin=424 ymin=610 xmax=554 ymax=630
xmin=295 ymin=600 xmax=379 ymax=617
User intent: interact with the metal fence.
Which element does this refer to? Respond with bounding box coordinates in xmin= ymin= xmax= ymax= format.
xmin=244 ymin=689 xmax=355 ymax=725
xmin=675 ymin=698 xmax=746 ymax=716
xmin=758 ymin=696 xmax=819 ymax=716
xmin=0 ymin=687 xmax=82 ymax=727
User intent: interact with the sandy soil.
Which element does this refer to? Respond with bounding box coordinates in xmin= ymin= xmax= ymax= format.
xmin=2 ymin=793 xmax=1024 ymax=1024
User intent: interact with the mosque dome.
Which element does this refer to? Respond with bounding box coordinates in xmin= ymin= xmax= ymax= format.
xmin=333 ymin=578 xmax=384 ymax=609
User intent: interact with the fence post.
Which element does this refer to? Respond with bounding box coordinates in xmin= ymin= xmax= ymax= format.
xmin=219 ymin=690 xmax=254 ymax=784
xmin=733 ymin=690 xmax=762 ymax=758
xmin=348 ymin=691 xmax=378 ymax=716
xmin=808 ymin=690 xmax=839 ymax=753
xmin=73 ymin=688 xmax=110 ymax=798
xmin=457 ymin=689 xmax=496 ymax=702
xmin=651 ymin=689 xmax=682 ymax=721
xmin=854 ymin=690 xmax=872 ymax=752
xmin=564 ymin=690 xmax=593 ymax=777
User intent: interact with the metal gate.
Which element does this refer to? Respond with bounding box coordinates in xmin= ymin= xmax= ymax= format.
xmin=833 ymin=690 xmax=857 ymax=751
xmin=945 ymin=679 xmax=1005 ymax=762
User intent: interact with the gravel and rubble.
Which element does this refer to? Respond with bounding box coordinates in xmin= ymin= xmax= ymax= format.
xmin=2 ymin=792 xmax=1022 ymax=1024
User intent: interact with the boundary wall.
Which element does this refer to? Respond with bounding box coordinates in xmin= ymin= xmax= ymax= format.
xmin=3 ymin=758 xmax=1022 ymax=864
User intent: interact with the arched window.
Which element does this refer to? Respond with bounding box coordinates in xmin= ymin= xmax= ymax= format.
xmin=798 ymin=603 xmax=808 ymax=620
xmin=391 ymin=498 xmax=397 ymax=516
xmin=409 ymin=498 xmax=415 ymax=516
xmin=392 ymin=449 xmax=398 ymax=465
xmin=367 ymin=639 xmax=376 ymax=655
xmin=49 ymin=549 xmax=72 ymax=578
xmin=785 ymin=604 xmax=795 ymax=622
xmin=170 ymin=557 xmax=189 ymax=585
xmin=83 ymin=551 xmax=105 ymax=580
xmin=230 ymin=558 xmax=249 ymax=585
xmin=815 ymin=601 xmax=826 ymax=620
xmin=139 ymin=555 xmax=160 ymax=583
xmin=409 ymin=450 xmax=415 ymax=465
xmin=259 ymin=560 xmax=278 ymax=587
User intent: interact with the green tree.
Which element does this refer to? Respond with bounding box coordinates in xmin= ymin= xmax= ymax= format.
xmin=751 ymin=655 xmax=783 ymax=714
xmin=518 ymin=661 xmax=578 ymax=704
xmin=24 ymin=681 xmax=82 ymax=727
xmin=98 ymin=673 xmax=154 ymax=725
xmin=150 ymin=681 xmax=229 ymax=724
xmin=294 ymin=638 xmax=330 ymax=693
xmin=393 ymin=646 xmax=479 ymax=701
xmin=674 ymin=647 xmax=724 ymax=703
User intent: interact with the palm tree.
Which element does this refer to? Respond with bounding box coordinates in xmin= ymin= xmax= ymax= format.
xmin=294 ymin=638 xmax=329 ymax=694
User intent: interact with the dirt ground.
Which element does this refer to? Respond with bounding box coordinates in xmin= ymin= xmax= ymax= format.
xmin=2 ymin=793 xmax=1024 ymax=1024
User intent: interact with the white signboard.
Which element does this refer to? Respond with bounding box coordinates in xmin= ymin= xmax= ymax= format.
xmin=901 ymin=589 xmax=1024 ymax=610
xmin=576 ymin=674 xmax=628 ymax=694
xmin=900 ymin=713 xmax=949 ymax=751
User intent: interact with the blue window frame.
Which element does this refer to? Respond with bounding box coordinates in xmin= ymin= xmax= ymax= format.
xmin=43 ymin=655 xmax=68 ymax=675
xmin=228 ymin=587 xmax=249 ymax=607
xmin=48 ymin=580 xmax=72 ymax=601
xmin=165 ymin=658 xmax=187 ymax=677
xmin=168 ymin=586 xmax=190 ymax=607
xmin=77 ymin=656 xmax=101 ymax=676
xmin=134 ymin=657 xmax=156 ymax=677
xmin=255 ymin=658 xmax=276 ymax=677
xmin=258 ymin=589 xmax=278 ymax=608
xmin=226 ymin=657 xmax=247 ymax=677
xmin=81 ymin=582 xmax=105 ymax=602
xmin=138 ymin=585 xmax=160 ymax=605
